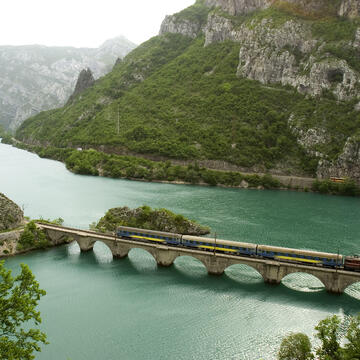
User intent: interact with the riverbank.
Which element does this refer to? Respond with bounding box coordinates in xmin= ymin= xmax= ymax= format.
xmin=3 ymin=138 xmax=360 ymax=196
xmin=0 ymin=222 xmax=71 ymax=258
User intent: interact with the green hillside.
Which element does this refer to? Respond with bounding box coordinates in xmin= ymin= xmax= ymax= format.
xmin=16 ymin=0 xmax=360 ymax=178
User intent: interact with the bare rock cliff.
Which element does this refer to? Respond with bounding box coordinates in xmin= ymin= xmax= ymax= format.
xmin=204 ymin=14 xmax=359 ymax=101
xmin=338 ymin=0 xmax=360 ymax=18
xmin=317 ymin=138 xmax=360 ymax=181
xmin=160 ymin=15 xmax=203 ymax=38
xmin=205 ymin=0 xmax=269 ymax=15
xmin=204 ymin=0 xmax=360 ymax=18
xmin=0 ymin=193 xmax=24 ymax=231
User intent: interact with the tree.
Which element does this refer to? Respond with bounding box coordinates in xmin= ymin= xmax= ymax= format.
xmin=278 ymin=315 xmax=360 ymax=360
xmin=0 ymin=261 xmax=48 ymax=359
xmin=343 ymin=314 xmax=360 ymax=360
xmin=278 ymin=333 xmax=314 ymax=360
xmin=315 ymin=315 xmax=342 ymax=360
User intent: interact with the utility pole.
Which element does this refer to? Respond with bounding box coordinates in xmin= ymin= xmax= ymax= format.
xmin=214 ymin=232 xmax=217 ymax=256
xmin=117 ymin=104 xmax=120 ymax=135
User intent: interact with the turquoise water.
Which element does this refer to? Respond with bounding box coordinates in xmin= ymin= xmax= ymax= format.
xmin=1 ymin=142 xmax=360 ymax=359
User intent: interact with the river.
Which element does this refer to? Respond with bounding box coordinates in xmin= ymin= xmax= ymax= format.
xmin=1 ymin=142 xmax=360 ymax=360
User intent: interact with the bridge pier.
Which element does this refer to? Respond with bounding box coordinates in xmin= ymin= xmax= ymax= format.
xmin=76 ymin=237 xmax=96 ymax=252
xmin=103 ymin=241 xmax=130 ymax=259
xmin=204 ymin=255 xmax=227 ymax=276
xmin=44 ymin=228 xmax=72 ymax=245
xmin=154 ymin=246 xmax=177 ymax=267
xmin=262 ymin=262 xmax=282 ymax=285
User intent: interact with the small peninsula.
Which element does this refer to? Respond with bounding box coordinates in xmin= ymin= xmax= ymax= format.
xmin=93 ymin=205 xmax=210 ymax=235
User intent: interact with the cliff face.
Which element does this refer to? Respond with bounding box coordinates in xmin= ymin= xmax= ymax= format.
xmin=0 ymin=193 xmax=24 ymax=231
xmin=339 ymin=0 xmax=360 ymax=18
xmin=161 ymin=1 xmax=360 ymax=102
xmin=0 ymin=37 xmax=136 ymax=131
xmin=160 ymin=15 xmax=204 ymax=38
xmin=205 ymin=0 xmax=269 ymax=15
xmin=317 ymin=138 xmax=360 ymax=181
xmin=204 ymin=0 xmax=360 ymax=18
xmin=205 ymin=14 xmax=358 ymax=101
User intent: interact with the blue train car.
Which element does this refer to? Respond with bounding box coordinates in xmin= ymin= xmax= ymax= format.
xmin=181 ymin=235 xmax=257 ymax=256
xmin=257 ymin=245 xmax=343 ymax=268
xmin=117 ymin=226 xmax=181 ymax=245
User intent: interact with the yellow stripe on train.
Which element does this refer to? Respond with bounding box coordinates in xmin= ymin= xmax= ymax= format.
xmin=130 ymin=235 xmax=166 ymax=242
xmin=198 ymin=245 xmax=238 ymax=252
xmin=275 ymin=256 xmax=322 ymax=264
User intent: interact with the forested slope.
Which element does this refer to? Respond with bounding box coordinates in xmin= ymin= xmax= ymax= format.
xmin=16 ymin=0 xmax=360 ymax=181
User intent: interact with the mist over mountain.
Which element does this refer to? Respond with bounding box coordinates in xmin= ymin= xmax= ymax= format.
xmin=0 ymin=36 xmax=136 ymax=130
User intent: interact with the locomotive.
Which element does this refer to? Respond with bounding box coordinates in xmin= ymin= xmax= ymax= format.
xmin=116 ymin=226 xmax=360 ymax=272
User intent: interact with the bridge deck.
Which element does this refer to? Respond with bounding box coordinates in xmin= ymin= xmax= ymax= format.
xmin=38 ymin=223 xmax=360 ymax=278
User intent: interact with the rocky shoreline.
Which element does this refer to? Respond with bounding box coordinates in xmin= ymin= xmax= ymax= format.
xmin=0 ymin=226 xmax=71 ymax=258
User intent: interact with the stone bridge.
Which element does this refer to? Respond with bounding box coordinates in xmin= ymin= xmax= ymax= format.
xmin=39 ymin=223 xmax=360 ymax=294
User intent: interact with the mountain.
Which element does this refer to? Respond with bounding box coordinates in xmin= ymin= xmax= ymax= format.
xmin=16 ymin=0 xmax=360 ymax=183
xmin=0 ymin=36 xmax=136 ymax=130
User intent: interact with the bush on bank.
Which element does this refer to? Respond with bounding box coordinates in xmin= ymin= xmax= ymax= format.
xmin=312 ymin=179 xmax=360 ymax=196
xmin=17 ymin=221 xmax=49 ymax=251
xmin=10 ymin=142 xmax=283 ymax=190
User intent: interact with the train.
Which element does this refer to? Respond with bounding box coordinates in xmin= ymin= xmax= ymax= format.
xmin=116 ymin=226 xmax=360 ymax=272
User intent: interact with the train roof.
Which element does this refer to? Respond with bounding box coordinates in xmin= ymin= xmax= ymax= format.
xmin=117 ymin=226 xmax=181 ymax=238
xmin=182 ymin=235 xmax=257 ymax=248
xmin=258 ymin=244 xmax=342 ymax=259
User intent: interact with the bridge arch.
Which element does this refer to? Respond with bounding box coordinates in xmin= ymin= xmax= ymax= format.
xmin=92 ymin=240 xmax=114 ymax=263
xmin=174 ymin=255 xmax=208 ymax=274
xmin=342 ymin=280 xmax=360 ymax=297
xmin=128 ymin=247 xmax=158 ymax=264
xmin=224 ymin=263 xmax=264 ymax=283
xmin=280 ymin=269 xmax=326 ymax=292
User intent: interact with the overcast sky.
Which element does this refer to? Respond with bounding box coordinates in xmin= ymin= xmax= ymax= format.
xmin=0 ymin=0 xmax=195 ymax=48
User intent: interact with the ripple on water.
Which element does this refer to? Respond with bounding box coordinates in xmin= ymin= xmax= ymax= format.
xmin=224 ymin=264 xmax=263 ymax=284
xmin=344 ymin=281 xmax=360 ymax=300
xmin=281 ymin=272 xmax=325 ymax=292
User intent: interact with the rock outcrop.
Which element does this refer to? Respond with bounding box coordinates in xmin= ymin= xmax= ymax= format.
xmin=204 ymin=14 xmax=359 ymax=101
xmin=205 ymin=0 xmax=269 ymax=15
xmin=317 ymin=138 xmax=360 ymax=182
xmin=0 ymin=193 xmax=24 ymax=231
xmin=67 ymin=68 xmax=95 ymax=104
xmin=338 ymin=0 xmax=360 ymax=18
xmin=160 ymin=15 xmax=204 ymax=38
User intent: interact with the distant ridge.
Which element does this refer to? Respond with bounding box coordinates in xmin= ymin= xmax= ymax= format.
xmin=0 ymin=36 xmax=137 ymax=130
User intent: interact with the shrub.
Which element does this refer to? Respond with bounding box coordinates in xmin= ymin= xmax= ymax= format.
xmin=18 ymin=221 xmax=49 ymax=251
